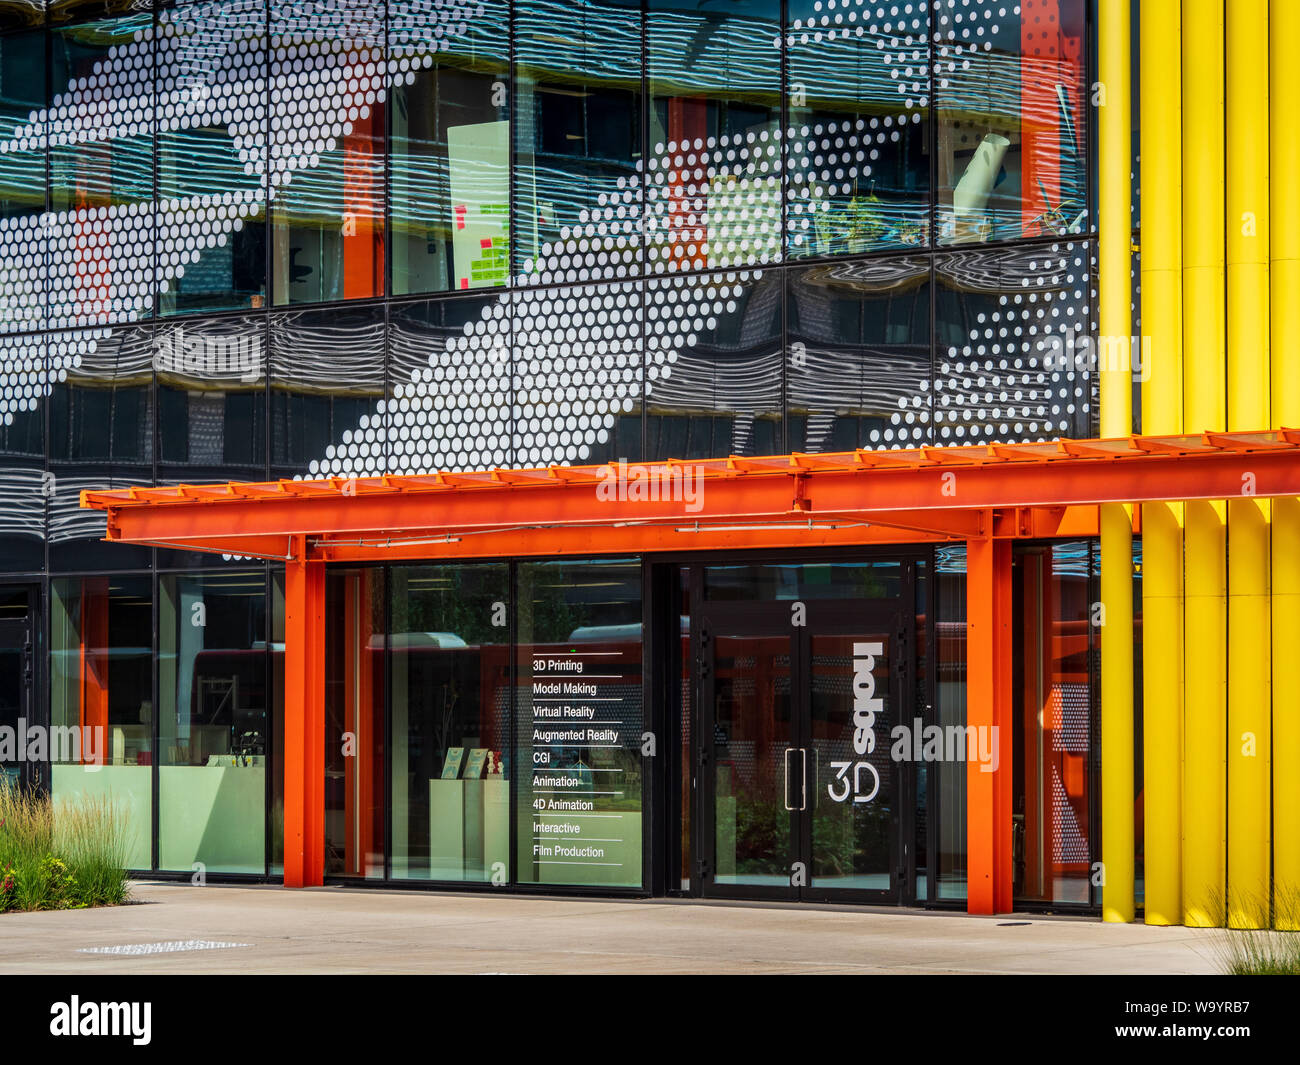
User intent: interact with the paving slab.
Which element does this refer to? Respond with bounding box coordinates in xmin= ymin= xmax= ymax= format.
xmin=0 ymin=883 xmax=1234 ymax=975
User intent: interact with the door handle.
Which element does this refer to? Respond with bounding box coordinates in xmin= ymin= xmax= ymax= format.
xmin=809 ymin=746 xmax=818 ymax=811
xmin=783 ymin=748 xmax=808 ymax=811
xmin=799 ymin=747 xmax=808 ymax=811
xmin=783 ymin=748 xmax=797 ymax=810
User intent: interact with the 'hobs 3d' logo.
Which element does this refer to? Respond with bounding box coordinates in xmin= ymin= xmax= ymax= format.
xmin=828 ymin=641 xmax=883 ymax=805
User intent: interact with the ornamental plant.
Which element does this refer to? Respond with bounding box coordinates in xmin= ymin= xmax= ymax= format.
xmin=0 ymin=785 xmax=130 ymax=913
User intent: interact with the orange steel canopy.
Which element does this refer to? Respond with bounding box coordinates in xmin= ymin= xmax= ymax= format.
xmin=81 ymin=429 xmax=1300 ymax=561
xmin=77 ymin=428 xmax=1300 ymax=908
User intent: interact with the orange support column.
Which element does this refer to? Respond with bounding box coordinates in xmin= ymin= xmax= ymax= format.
xmin=284 ymin=540 xmax=326 ymax=888
xmin=967 ymin=534 xmax=1014 ymax=914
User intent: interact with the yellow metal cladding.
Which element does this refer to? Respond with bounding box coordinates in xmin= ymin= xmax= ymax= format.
xmin=1098 ymin=0 xmax=1134 ymax=924
xmin=1270 ymin=0 xmax=1300 ymax=931
xmin=1274 ymin=494 xmax=1300 ymax=929
xmin=1182 ymin=501 xmax=1227 ymax=924
xmin=1107 ymin=0 xmax=1292 ymax=931
xmin=1100 ymin=507 xmax=1135 ymax=924
xmin=1139 ymin=0 xmax=1184 ymax=927
xmin=1180 ymin=0 xmax=1227 ymax=929
xmin=1225 ymin=498 xmax=1272 ymax=927
xmin=1226 ymin=0 xmax=1272 ymax=930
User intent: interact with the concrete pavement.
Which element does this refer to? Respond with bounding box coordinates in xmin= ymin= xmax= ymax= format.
xmin=0 ymin=883 xmax=1233 ymax=974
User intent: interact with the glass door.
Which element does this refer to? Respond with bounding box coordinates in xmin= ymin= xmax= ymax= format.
xmin=699 ymin=602 xmax=799 ymax=900
xmin=0 ymin=613 xmax=33 ymax=790
xmin=802 ymin=602 xmax=910 ymax=903
xmin=697 ymin=595 xmax=912 ymax=903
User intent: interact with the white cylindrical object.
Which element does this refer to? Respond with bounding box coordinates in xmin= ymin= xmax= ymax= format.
xmin=952 ymin=133 xmax=1011 ymax=240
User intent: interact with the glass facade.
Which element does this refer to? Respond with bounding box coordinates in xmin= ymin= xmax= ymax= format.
xmin=786 ymin=0 xmax=929 ymax=257
xmin=936 ymin=1 xmax=1089 ymax=245
xmin=931 ymin=544 xmax=968 ymax=900
xmin=0 ymin=0 xmax=1095 ymax=494
xmin=389 ymin=563 xmax=506 ymax=882
xmin=325 ymin=567 xmax=386 ymax=878
xmin=157 ymin=2 xmax=268 ymax=315
xmin=1011 ymin=541 xmax=1094 ymax=907
xmin=516 ymin=559 xmax=643 ymax=888
xmin=157 ymin=570 xmax=269 ymax=874
xmin=390 ymin=0 xmax=509 ymax=295
xmin=0 ymin=2 xmax=1103 ymax=905
xmin=50 ymin=575 xmax=153 ymax=871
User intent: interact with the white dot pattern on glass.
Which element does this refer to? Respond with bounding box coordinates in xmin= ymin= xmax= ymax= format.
xmin=0 ymin=0 xmax=487 ymax=426
xmin=920 ymin=242 xmax=1092 ymax=449
xmin=0 ymin=0 xmax=1089 ymax=472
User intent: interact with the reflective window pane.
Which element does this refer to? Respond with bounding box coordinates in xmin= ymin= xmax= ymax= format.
xmin=50 ymin=18 xmax=154 ymax=204
xmin=49 ymin=0 xmax=144 ymax=25
xmin=0 ymin=330 xmax=45 ymax=569
xmin=48 ymin=325 xmax=153 ymax=468
xmin=3 ymin=22 xmax=55 ymax=570
xmin=516 ymin=559 xmax=643 ymax=889
xmin=786 ymin=2 xmax=930 ymax=257
xmin=270 ymin=0 xmax=384 ymax=304
xmin=515 ymin=0 xmax=641 ymax=284
xmin=646 ymin=271 xmax=780 ymax=460
xmin=390 ymin=563 xmax=509 ymax=882
xmin=0 ymin=30 xmax=45 ymax=224
xmin=934 ymin=241 xmax=1093 ymax=446
xmin=270 ymin=304 xmax=384 ymax=478
xmin=387 ymin=292 xmax=510 ymax=473
xmin=787 ymin=258 xmax=931 ymax=452
xmin=936 ymin=0 xmax=1088 ymax=245
xmin=157 ymin=315 xmax=267 ymax=481
xmin=325 ymin=567 xmax=386 ymax=878
xmin=158 ymin=0 xmax=269 ymax=315
xmin=47 ymin=322 xmax=154 ymax=571
xmin=390 ymin=0 xmax=509 ymax=295
xmin=159 ymin=571 xmax=269 ymax=874
xmin=0 ymin=1 xmax=43 ymax=32
xmin=50 ymin=575 xmax=154 ymax=872
xmin=647 ymin=0 xmax=781 ymax=275
xmin=514 ymin=278 xmax=642 ymax=467
xmin=50 ymin=14 xmax=156 ymax=327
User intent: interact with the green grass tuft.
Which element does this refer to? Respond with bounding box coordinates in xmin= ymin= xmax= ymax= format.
xmin=1215 ymin=928 xmax=1300 ymax=975
xmin=1207 ymin=887 xmax=1300 ymax=974
xmin=0 ymin=783 xmax=131 ymax=913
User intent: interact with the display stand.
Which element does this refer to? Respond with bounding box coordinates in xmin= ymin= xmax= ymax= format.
xmin=429 ymin=777 xmax=509 ymax=881
xmin=428 ymin=778 xmax=466 ymax=879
